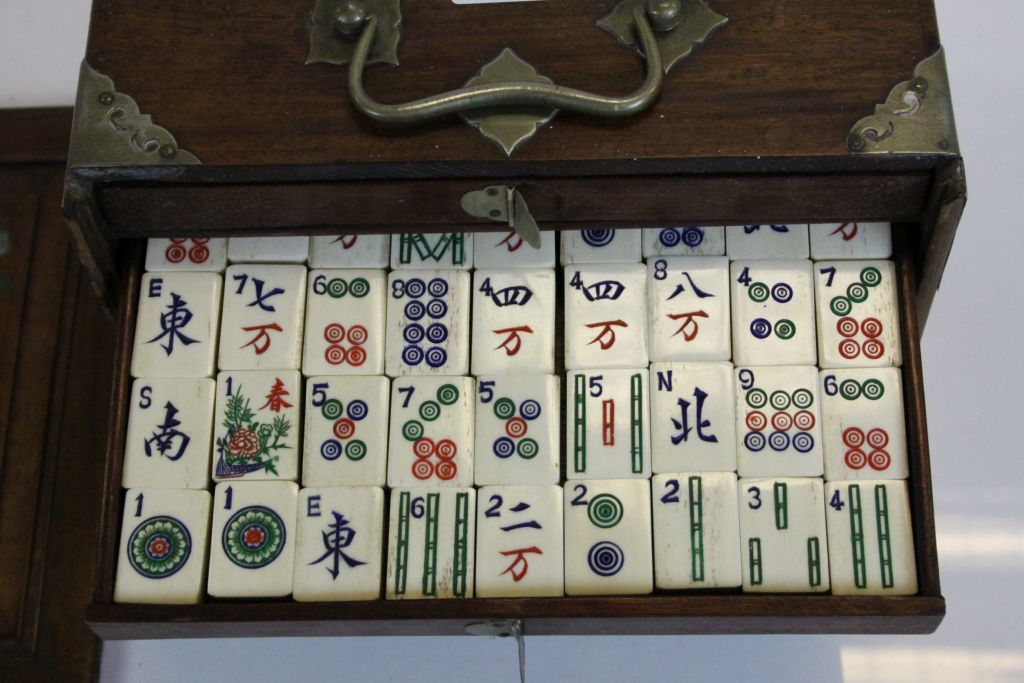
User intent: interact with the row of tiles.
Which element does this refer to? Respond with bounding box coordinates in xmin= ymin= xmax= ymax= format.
xmin=145 ymin=225 xmax=893 ymax=273
xmin=124 ymin=366 xmax=908 ymax=489
xmin=115 ymin=477 xmax=917 ymax=604
xmin=131 ymin=258 xmax=903 ymax=379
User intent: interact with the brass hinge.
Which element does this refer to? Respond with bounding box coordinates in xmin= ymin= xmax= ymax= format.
xmin=460 ymin=185 xmax=542 ymax=249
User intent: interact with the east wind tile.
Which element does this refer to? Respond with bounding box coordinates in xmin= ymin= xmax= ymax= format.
xmin=560 ymin=229 xmax=642 ymax=265
xmin=227 ymin=236 xmax=309 ymax=264
xmin=564 ymin=263 xmax=648 ymax=370
xmin=726 ymin=224 xmax=810 ymax=260
xmin=218 ymin=264 xmax=306 ymax=371
xmin=303 ymin=375 xmax=389 ymax=487
xmin=473 ymin=229 xmax=556 ymax=269
xmin=730 ymin=259 xmax=817 ymax=367
xmin=566 ymin=369 xmax=652 ymax=480
xmin=809 ymin=222 xmax=893 ymax=261
xmin=122 ymin=378 xmax=215 ymax=489
xmin=309 ymin=234 xmax=390 ymax=269
xmin=474 ymin=374 xmax=560 ymax=486
xmin=302 ymin=269 xmax=386 ymax=376
xmin=130 ymin=272 xmax=222 ymax=378
xmin=145 ymin=238 xmax=227 ymax=272
xmin=647 ymin=256 xmax=731 ymax=362
xmin=814 ymin=259 xmax=902 ymax=368
xmin=385 ymin=270 xmax=470 ymax=377
xmin=642 ymin=227 xmax=726 ymax=258
xmin=114 ymin=488 xmax=211 ymax=604
xmin=390 ymin=233 xmax=473 ymax=269
xmin=471 ymin=269 xmax=555 ymax=376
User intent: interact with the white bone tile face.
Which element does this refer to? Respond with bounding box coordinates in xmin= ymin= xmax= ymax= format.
xmin=650 ymin=363 xmax=736 ymax=474
xmin=302 ymin=269 xmax=386 ymax=376
xmin=474 ymin=374 xmax=560 ymax=486
xmin=213 ymin=370 xmax=301 ymax=482
xmin=809 ymin=222 xmax=892 ymax=260
xmin=642 ymin=227 xmax=726 ymax=258
xmin=293 ymin=487 xmax=385 ymax=601
xmin=387 ymin=376 xmax=474 ymax=487
xmin=303 ymin=376 xmax=389 ymax=487
xmin=731 ymin=260 xmax=817 ymax=366
xmin=208 ymin=481 xmax=298 ymax=598
xmin=385 ymin=270 xmax=470 ymax=376
xmin=115 ymin=488 xmax=211 ymax=604
xmin=390 ymin=233 xmax=473 ymax=269
xmin=560 ymin=229 xmax=642 ymax=265
xmin=825 ymin=479 xmax=917 ymax=595
xmin=476 ymin=485 xmax=564 ymax=597
xmin=472 ymin=269 xmax=555 ymax=375
xmin=473 ymin=229 xmax=556 ymax=269
xmin=131 ymin=273 xmax=222 ymax=379
xmin=386 ymin=487 xmax=476 ymax=599
xmin=726 ymin=224 xmax=810 ymax=259
xmin=146 ymin=238 xmax=227 ymax=272
xmin=123 ymin=378 xmax=215 ymax=490
xmin=738 ymin=477 xmax=829 ymax=592
xmin=814 ymin=260 xmax=902 ymax=368
xmin=652 ymin=473 xmax=741 ymax=589
xmin=820 ymin=368 xmax=908 ymax=481
xmin=564 ymin=263 xmax=648 ymax=370
xmin=308 ymin=234 xmax=390 ymax=269
xmin=567 ymin=369 xmax=651 ymax=480
xmin=564 ymin=479 xmax=653 ymax=595
xmin=647 ymin=256 xmax=731 ymax=361
xmin=227 ymin=237 xmax=309 ymax=263
xmin=219 ymin=265 xmax=306 ymax=371
xmin=735 ymin=366 xmax=823 ymax=477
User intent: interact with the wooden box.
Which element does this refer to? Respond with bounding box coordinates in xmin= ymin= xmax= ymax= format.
xmin=63 ymin=0 xmax=965 ymax=638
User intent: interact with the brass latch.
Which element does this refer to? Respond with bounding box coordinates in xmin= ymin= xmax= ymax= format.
xmin=460 ymin=186 xmax=542 ymax=250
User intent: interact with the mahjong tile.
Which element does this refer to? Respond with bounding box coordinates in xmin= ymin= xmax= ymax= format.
xmin=820 ymin=368 xmax=908 ymax=481
xmin=647 ymin=256 xmax=731 ymax=361
xmin=471 ymin=269 xmax=555 ymax=375
xmin=809 ymin=222 xmax=893 ymax=260
xmin=476 ymin=485 xmax=564 ymax=597
xmin=814 ymin=260 xmax=902 ymax=368
xmin=825 ymin=479 xmax=917 ymax=595
xmin=302 ymin=269 xmax=386 ymax=376
xmin=309 ymin=234 xmax=390 ymax=269
xmin=726 ymin=224 xmax=809 ymax=259
xmin=642 ymin=227 xmax=726 ymax=258
xmin=566 ymin=369 xmax=651 ymax=479
xmin=130 ymin=272 xmax=222 ymax=378
xmin=650 ymin=363 xmax=736 ymax=473
xmin=212 ymin=370 xmax=301 ymax=482
xmin=218 ymin=265 xmax=306 ymax=371
xmin=387 ymin=376 xmax=474 ymax=487
xmin=391 ymin=232 xmax=473 ymax=269
xmin=303 ymin=376 xmax=389 ymax=487
xmin=227 ymin=236 xmax=309 ymax=263
xmin=474 ymin=374 xmax=560 ymax=486
xmin=207 ymin=481 xmax=298 ymax=597
xmin=564 ymin=479 xmax=653 ymax=595
xmin=385 ymin=270 xmax=470 ymax=376
xmin=473 ymin=228 xmax=556 ymax=269
xmin=564 ymin=263 xmax=648 ymax=370
xmin=145 ymin=238 xmax=227 ymax=272
xmin=386 ymin=487 xmax=476 ymax=599
xmin=735 ymin=366 xmax=823 ymax=477
xmin=738 ymin=477 xmax=829 ymax=592
xmin=114 ymin=488 xmax=211 ymax=604
xmin=560 ymin=229 xmax=642 ymax=265
xmin=293 ymin=487 xmax=385 ymax=601
xmin=731 ymin=260 xmax=817 ymax=366
xmin=652 ymin=473 xmax=741 ymax=589
xmin=122 ymin=378 xmax=215 ymax=489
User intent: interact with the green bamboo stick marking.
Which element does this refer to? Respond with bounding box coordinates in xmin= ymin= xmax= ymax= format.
xmin=421 ymin=493 xmax=440 ymax=596
xmin=689 ymin=476 xmax=705 ymax=582
xmin=848 ymin=484 xmax=867 ymax=589
xmin=452 ymin=233 xmax=465 ymax=265
xmin=573 ymin=374 xmax=587 ymax=473
xmin=452 ymin=492 xmax=470 ymax=597
xmin=395 ymin=491 xmax=411 ymax=595
xmin=875 ymin=485 xmax=894 ymax=588
xmin=749 ymin=537 xmax=763 ymax=585
xmin=630 ymin=373 xmax=643 ymax=473
xmin=807 ymin=537 xmax=822 ymax=587
xmin=399 ymin=234 xmax=413 ymax=264
xmin=774 ymin=482 xmax=788 ymax=530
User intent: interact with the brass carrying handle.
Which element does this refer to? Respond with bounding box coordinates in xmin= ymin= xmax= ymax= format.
xmin=334 ymin=0 xmax=683 ymax=124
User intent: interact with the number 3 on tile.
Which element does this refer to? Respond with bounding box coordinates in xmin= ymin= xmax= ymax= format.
xmin=747 ymin=486 xmax=762 ymax=509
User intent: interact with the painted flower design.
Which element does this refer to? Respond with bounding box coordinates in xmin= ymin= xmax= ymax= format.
xmin=222 ymin=506 xmax=285 ymax=568
xmin=215 ymin=382 xmax=292 ymax=477
xmin=227 ymin=427 xmax=259 ymax=458
xmin=127 ymin=516 xmax=192 ymax=579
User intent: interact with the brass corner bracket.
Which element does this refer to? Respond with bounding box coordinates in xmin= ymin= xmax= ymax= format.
xmin=848 ymin=47 xmax=960 ymax=156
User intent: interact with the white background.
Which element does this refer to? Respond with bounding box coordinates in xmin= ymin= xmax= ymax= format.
xmin=3 ymin=0 xmax=1023 ymax=680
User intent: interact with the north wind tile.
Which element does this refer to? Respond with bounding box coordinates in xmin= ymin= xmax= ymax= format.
xmin=649 ymin=363 xmax=736 ymax=474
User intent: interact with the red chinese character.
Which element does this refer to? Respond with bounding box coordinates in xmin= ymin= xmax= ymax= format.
xmin=331 ymin=235 xmax=358 ymax=249
xmin=259 ymin=378 xmax=293 ymax=412
xmin=585 ymin=320 xmax=628 ymax=350
xmin=830 ymin=222 xmax=859 ymax=241
xmin=492 ymin=325 xmax=533 ymax=356
xmin=667 ymin=310 xmax=709 ymax=342
xmin=241 ymin=323 xmax=283 ymax=355
xmin=499 ymin=546 xmax=543 ymax=582
xmin=496 ymin=229 xmax=524 ymax=252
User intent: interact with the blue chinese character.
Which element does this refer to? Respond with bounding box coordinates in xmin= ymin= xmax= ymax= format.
xmin=309 ymin=511 xmax=366 ymax=580
xmin=146 ymin=293 xmax=198 ymax=356
xmin=144 ymin=401 xmax=191 ymax=461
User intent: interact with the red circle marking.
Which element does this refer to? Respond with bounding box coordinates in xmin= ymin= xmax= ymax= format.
xmin=435 ymin=439 xmax=457 ymax=461
xmin=188 ymin=244 xmax=210 ymax=263
xmin=845 ymin=448 xmax=867 ymax=470
xmin=863 ymin=339 xmax=885 ymax=359
xmin=333 ymin=418 xmax=356 ymax=440
xmin=347 ymin=346 xmax=366 ymax=366
xmin=191 ymin=237 xmax=209 ymax=244
xmin=435 ymin=461 xmax=457 ymax=481
xmin=413 ymin=437 xmax=435 ymax=459
xmin=412 ymin=459 xmax=434 ymax=480
xmin=867 ymin=428 xmax=889 ymax=449
xmin=771 ymin=411 xmax=793 ymax=432
xmin=869 ymin=450 xmax=892 ymax=471
xmin=324 ymin=323 xmax=345 ymax=343
xmin=169 ymin=238 xmax=187 ymax=244
xmin=836 ymin=317 xmax=859 ymax=338
xmin=861 ymin=317 xmax=884 ymax=338
xmin=324 ymin=344 xmax=346 ymax=365
xmin=165 ymin=245 xmax=187 ymax=263
xmin=505 ymin=417 xmax=529 ymax=439
xmin=347 ymin=325 xmax=368 ymax=345
xmin=843 ymin=427 xmax=866 ymax=448
xmin=746 ymin=411 xmax=767 ymax=432
xmin=793 ymin=410 xmax=816 ymax=430
xmin=839 ymin=338 xmax=861 ymax=359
